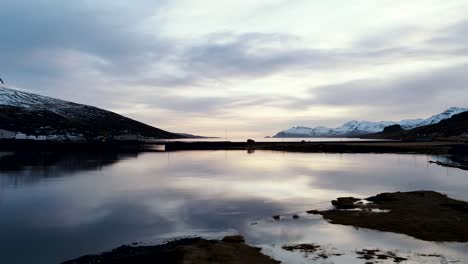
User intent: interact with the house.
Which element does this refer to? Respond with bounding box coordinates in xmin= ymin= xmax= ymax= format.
xmin=0 ymin=129 xmax=15 ymax=139
xmin=46 ymin=135 xmax=64 ymax=141
xmin=37 ymin=135 xmax=47 ymax=141
xmin=115 ymin=134 xmax=141 ymax=141
xmin=27 ymin=135 xmax=37 ymax=140
xmin=66 ymin=134 xmax=86 ymax=142
xmin=15 ymin=133 xmax=27 ymax=140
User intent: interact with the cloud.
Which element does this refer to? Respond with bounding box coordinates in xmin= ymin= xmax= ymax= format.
xmin=431 ymin=19 xmax=468 ymax=45
xmin=1 ymin=1 xmax=466 ymax=91
xmin=301 ymin=63 xmax=468 ymax=118
xmin=1 ymin=1 xmax=468 ymax=135
xmin=0 ymin=0 xmax=170 ymax=88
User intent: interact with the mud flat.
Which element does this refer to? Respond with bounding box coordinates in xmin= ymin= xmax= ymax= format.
xmin=307 ymin=191 xmax=468 ymax=242
xmin=62 ymin=236 xmax=280 ymax=264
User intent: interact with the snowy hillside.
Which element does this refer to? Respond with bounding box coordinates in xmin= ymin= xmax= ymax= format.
xmin=0 ymin=86 xmax=181 ymax=139
xmin=0 ymin=86 xmax=94 ymax=119
xmin=274 ymin=107 xmax=468 ymax=138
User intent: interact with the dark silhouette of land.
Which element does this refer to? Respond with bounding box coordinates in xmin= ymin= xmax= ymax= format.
xmin=307 ymin=191 xmax=468 ymax=242
xmin=62 ymin=236 xmax=279 ymax=264
xmin=162 ymin=140 xmax=465 ymax=155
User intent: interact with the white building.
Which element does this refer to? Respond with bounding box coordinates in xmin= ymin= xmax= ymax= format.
xmin=0 ymin=129 xmax=15 ymax=139
xmin=66 ymin=134 xmax=86 ymax=142
xmin=115 ymin=134 xmax=141 ymax=141
xmin=27 ymin=135 xmax=37 ymax=140
xmin=15 ymin=133 xmax=27 ymax=140
xmin=46 ymin=135 xmax=61 ymax=141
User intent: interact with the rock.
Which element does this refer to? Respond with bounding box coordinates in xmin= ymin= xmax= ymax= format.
xmin=62 ymin=237 xmax=281 ymax=264
xmin=331 ymin=197 xmax=361 ymax=209
xmin=222 ymin=235 xmax=245 ymax=244
xmin=312 ymin=191 xmax=468 ymax=242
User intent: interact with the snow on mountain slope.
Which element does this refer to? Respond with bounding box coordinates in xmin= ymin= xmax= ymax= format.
xmin=0 ymin=86 xmax=181 ymax=138
xmin=0 ymin=86 xmax=91 ymax=118
xmin=416 ymin=107 xmax=468 ymax=127
xmin=274 ymin=107 xmax=468 ymax=138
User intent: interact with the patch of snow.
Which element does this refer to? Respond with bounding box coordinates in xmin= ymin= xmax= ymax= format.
xmin=370 ymin=209 xmax=391 ymax=213
xmin=354 ymin=199 xmax=373 ymax=205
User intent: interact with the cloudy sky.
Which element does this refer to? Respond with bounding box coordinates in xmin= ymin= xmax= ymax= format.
xmin=1 ymin=0 xmax=468 ymax=137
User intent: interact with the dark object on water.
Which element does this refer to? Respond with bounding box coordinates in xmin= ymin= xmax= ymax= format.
xmin=0 ymin=78 xmax=4 ymax=84
xmin=272 ymin=215 xmax=280 ymax=220
xmin=356 ymin=249 xmax=408 ymax=263
xmin=292 ymin=214 xmax=300 ymax=219
xmin=247 ymin=139 xmax=255 ymax=144
xmin=449 ymin=144 xmax=468 ymax=155
xmin=428 ymin=159 xmax=468 ymax=171
xmin=282 ymin=243 xmax=320 ymax=253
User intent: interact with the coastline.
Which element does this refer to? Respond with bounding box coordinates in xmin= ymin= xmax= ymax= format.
xmin=162 ymin=140 xmax=465 ymax=155
xmin=1 ymin=139 xmax=466 ymax=155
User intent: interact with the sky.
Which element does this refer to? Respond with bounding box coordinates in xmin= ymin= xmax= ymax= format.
xmin=1 ymin=0 xmax=468 ymax=137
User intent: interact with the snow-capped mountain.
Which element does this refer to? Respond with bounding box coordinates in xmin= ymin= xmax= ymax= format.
xmin=0 ymin=86 xmax=181 ymax=139
xmin=274 ymin=107 xmax=468 ymax=138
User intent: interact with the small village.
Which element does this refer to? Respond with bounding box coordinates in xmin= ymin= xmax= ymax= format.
xmin=0 ymin=128 xmax=145 ymax=142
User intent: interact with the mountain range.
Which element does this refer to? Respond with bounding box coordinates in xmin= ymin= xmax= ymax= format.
xmin=366 ymin=111 xmax=468 ymax=140
xmin=273 ymin=107 xmax=468 ymax=138
xmin=0 ymin=86 xmax=182 ymax=139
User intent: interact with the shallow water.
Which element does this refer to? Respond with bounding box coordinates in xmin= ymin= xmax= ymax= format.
xmin=0 ymin=150 xmax=467 ymax=263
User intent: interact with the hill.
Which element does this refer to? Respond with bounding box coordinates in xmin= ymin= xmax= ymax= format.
xmin=363 ymin=111 xmax=468 ymax=140
xmin=0 ymin=86 xmax=182 ymax=139
xmin=273 ymin=107 xmax=468 ymax=138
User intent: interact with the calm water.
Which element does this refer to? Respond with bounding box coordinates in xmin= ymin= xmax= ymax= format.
xmin=1 ymin=150 xmax=468 ymax=264
xmin=162 ymin=137 xmax=389 ymax=142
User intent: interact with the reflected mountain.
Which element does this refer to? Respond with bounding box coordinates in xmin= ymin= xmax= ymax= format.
xmin=0 ymin=151 xmax=139 ymax=188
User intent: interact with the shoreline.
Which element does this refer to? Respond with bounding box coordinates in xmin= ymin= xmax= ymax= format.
xmin=162 ymin=140 xmax=465 ymax=155
xmin=1 ymin=139 xmax=467 ymax=170
xmin=306 ymin=191 xmax=468 ymax=242
xmin=63 ymin=190 xmax=468 ymax=264
xmin=1 ymin=138 xmax=466 ymax=155
xmin=62 ymin=236 xmax=280 ymax=264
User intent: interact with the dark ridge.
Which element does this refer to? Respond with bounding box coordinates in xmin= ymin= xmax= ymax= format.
xmin=363 ymin=111 xmax=468 ymax=140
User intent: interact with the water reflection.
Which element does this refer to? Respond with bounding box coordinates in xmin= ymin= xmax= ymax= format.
xmin=0 ymin=151 xmax=139 ymax=188
xmin=0 ymin=151 xmax=468 ymax=263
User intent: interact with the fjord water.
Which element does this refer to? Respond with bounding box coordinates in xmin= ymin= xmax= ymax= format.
xmin=1 ymin=150 xmax=468 ymax=263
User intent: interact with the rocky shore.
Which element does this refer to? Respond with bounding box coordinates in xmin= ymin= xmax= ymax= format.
xmin=307 ymin=191 xmax=468 ymax=242
xmin=62 ymin=236 xmax=280 ymax=264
